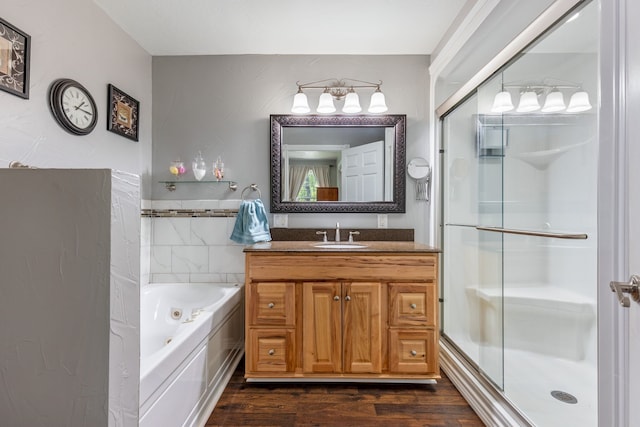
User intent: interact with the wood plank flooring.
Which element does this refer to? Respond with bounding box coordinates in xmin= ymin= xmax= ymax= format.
xmin=206 ymin=359 xmax=484 ymax=427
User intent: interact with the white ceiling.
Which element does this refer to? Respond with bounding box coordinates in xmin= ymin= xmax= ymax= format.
xmin=92 ymin=0 xmax=469 ymax=56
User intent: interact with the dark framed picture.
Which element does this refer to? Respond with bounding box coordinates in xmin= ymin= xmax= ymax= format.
xmin=107 ymin=84 xmax=139 ymax=141
xmin=0 ymin=17 xmax=30 ymax=99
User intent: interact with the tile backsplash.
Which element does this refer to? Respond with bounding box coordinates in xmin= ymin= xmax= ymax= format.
xmin=141 ymin=199 xmax=245 ymax=285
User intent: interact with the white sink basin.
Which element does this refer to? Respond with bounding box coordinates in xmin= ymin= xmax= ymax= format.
xmin=313 ymin=243 xmax=368 ymax=249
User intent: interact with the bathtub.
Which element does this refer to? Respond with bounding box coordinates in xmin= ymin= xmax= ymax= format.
xmin=139 ymin=283 xmax=244 ymax=427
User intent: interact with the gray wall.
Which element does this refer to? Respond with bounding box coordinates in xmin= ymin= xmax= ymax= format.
xmin=152 ymin=55 xmax=433 ymax=242
xmin=0 ymin=1 xmax=148 ymax=425
xmin=0 ymin=169 xmax=112 ymax=426
xmin=0 ymin=0 xmax=153 ymax=198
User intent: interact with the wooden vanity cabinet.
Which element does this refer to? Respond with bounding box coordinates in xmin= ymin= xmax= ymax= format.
xmin=303 ymin=282 xmax=382 ymax=374
xmin=244 ymin=247 xmax=439 ymax=381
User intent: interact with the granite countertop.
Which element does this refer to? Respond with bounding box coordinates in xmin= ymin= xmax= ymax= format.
xmin=243 ymin=240 xmax=440 ymax=253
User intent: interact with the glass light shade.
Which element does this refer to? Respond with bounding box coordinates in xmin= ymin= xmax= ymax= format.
xmin=291 ymin=92 xmax=310 ymax=114
xmin=566 ymin=91 xmax=592 ymax=112
xmin=368 ymin=90 xmax=388 ymax=113
xmin=317 ymin=92 xmax=336 ymax=113
xmin=541 ymin=91 xmax=566 ymax=112
xmin=516 ymin=91 xmax=541 ymax=112
xmin=342 ymin=91 xmax=362 ymax=113
xmin=491 ymin=91 xmax=514 ymax=113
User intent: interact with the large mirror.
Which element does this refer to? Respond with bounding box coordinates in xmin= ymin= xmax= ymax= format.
xmin=270 ymin=114 xmax=406 ymax=213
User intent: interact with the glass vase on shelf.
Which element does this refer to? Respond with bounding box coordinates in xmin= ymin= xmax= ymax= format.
xmin=213 ymin=156 xmax=224 ymax=181
xmin=169 ymin=160 xmax=186 ymax=179
xmin=192 ymin=152 xmax=206 ymax=181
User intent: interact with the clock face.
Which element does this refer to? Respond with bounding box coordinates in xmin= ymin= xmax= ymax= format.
xmin=48 ymin=79 xmax=98 ymax=135
xmin=61 ymin=86 xmax=95 ymax=130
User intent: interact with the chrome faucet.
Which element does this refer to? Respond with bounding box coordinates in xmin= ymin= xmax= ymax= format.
xmin=335 ymin=222 xmax=340 ymax=242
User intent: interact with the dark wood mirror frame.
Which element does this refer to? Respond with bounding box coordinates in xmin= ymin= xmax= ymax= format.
xmin=270 ymin=114 xmax=406 ymax=213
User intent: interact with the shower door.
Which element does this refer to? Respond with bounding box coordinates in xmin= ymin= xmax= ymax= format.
xmin=441 ymin=2 xmax=598 ymax=426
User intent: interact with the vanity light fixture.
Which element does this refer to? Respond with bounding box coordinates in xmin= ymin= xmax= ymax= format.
xmin=566 ymin=91 xmax=592 ymax=112
xmin=291 ymin=88 xmax=311 ymax=114
xmin=291 ymin=78 xmax=387 ymax=114
xmin=516 ymin=90 xmax=541 ymax=112
xmin=492 ymin=80 xmax=592 ymax=115
xmin=541 ymin=89 xmax=566 ymax=112
xmin=491 ymin=91 xmax=515 ymax=113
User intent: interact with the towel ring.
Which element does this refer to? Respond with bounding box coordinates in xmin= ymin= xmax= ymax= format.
xmin=241 ymin=184 xmax=261 ymax=200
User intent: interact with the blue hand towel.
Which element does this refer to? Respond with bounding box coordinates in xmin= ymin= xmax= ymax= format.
xmin=230 ymin=199 xmax=272 ymax=244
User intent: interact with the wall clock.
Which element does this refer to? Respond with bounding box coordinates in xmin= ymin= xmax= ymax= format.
xmin=48 ymin=78 xmax=98 ymax=135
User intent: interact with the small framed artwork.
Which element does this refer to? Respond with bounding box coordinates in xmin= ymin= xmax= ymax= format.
xmin=107 ymin=84 xmax=139 ymax=141
xmin=0 ymin=17 xmax=31 ymax=99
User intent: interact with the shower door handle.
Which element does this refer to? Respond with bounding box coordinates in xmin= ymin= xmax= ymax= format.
xmin=610 ymin=275 xmax=640 ymax=307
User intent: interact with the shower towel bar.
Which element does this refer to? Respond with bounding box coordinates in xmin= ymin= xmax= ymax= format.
xmin=476 ymin=226 xmax=587 ymax=240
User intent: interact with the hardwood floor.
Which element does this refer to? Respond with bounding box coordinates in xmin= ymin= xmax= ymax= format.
xmin=206 ymin=359 xmax=484 ymax=427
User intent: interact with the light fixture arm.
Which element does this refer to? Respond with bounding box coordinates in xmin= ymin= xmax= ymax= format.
xmin=296 ymin=78 xmax=383 ymax=100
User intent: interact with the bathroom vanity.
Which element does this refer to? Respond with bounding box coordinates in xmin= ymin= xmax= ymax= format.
xmin=243 ymin=241 xmax=440 ymax=382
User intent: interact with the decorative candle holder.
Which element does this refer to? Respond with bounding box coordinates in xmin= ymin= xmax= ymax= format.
xmin=213 ymin=156 xmax=224 ymax=181
xmin=192 ymin=152 xmax=206 ymax=181
xmin=169 ymin=160 xmax=186 ymax=178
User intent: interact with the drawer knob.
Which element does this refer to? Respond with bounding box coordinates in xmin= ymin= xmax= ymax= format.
xmin=410 ymin=303 xmax=417 ymax=309
xmin=345 ymin=295 xmax=351 ymax=301
xmin=334 ymin=295 xmax=340 ymax=301
xmin=268 ymin=349 xmax=275 ymax=356
xmin=268 ymin=302 xmax=275 ymax=308
xmin=410 ymin=350 xmax=417 ymax=356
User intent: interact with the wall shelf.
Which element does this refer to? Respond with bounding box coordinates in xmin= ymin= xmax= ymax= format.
xmin=159 ymin=180 xmax=238 ymax=192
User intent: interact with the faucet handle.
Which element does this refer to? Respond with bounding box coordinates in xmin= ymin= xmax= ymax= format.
xmin=348 ymin=231 xmax=360 ymax=243
xmin=316 ymin=230 xmax=328 ymax=242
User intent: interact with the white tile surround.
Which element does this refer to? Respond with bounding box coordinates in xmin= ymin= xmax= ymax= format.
xmin=142 ymin=200 xmax=246 ymax=285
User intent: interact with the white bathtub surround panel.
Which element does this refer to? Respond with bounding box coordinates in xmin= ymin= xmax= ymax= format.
xmin=172 ymin=246 xmax=210 ymax=273
xmin=141 ymin=346 xmax=209 ymax=427
xmin=141 ymin=216 xmax=152 ymax=287
xmin=150 ymin=273 xmax=191 ymax=283
xmin=190 ymin=273 xmax=228 ymax=283
xmin=109 ymin=171 xmax=141 ymax=425
xmin=191 ymin=217 xmax=230 ymax=245
xmin=146 ymin=209 xmax=245 ymax=284
xmin=182 ymin=200 xmax=221 ymax=210
xmin=153 ymin=217 xmax=191 ymax=245
xmin=226 ymin=273 xmax=246 ymax=284
xmin=151 ymin=246 xmax=172 ymax=273
xmin=209 ymin=245 xmax=245 ymax=274
xmin=151 ymin=200 xmax=183 ymax=209
xmin=219 ymin=199 xmax=242 ymax=210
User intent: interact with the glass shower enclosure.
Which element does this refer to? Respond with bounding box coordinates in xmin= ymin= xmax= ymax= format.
xmin=440 ymin=2 xmax=598 ymax=426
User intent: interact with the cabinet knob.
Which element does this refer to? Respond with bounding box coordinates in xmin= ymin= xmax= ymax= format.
xmin=345 ymin=295 xmax=351 ymax=301
xmin=268 ymin=349 xmax=275 ymax=356
xmin=334 ymin=295 xmax=340 ymax=301
xmin=410 ymin=350 xmax=417 ymax=356
xmin=268 ymin=302 xmax=275 ymax=308
xmin=410 ymin=303 xmax=417 ymax=309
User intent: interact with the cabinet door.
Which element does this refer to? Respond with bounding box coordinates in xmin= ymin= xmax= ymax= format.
xmin=249 ymin=282 xmax=295 ymax=326
xmin=248 ymin=328 xmax=295 ymax=373
xmin=389 ymin=329 xmax=437 ymax=374
xmin=303 ymin=282 xmax=342 ymax=373
xmin=389 ymin=282 xmax=437 ymax=326
xmin=343 ymin=282 xmax=382 ymax=373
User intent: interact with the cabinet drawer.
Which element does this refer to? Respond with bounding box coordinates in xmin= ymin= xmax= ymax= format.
xmin=247 ymin=329 xmax=295 ymax=373
xmin=389 ymin=282 xmax=436 ymax=326
xmin=389 ymin=329 xmax=437 ymax=374
xmin=248 ymin=282 xmax=295 ymax=326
